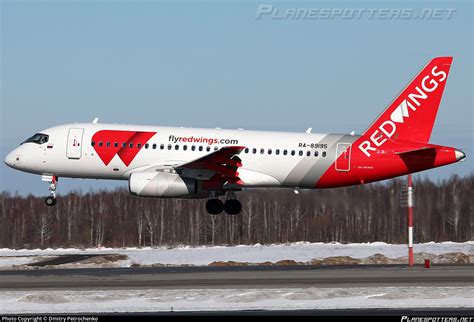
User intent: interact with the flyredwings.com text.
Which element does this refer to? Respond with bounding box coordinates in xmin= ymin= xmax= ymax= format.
xmin=169 ymin=135 xmax=239 ymax=146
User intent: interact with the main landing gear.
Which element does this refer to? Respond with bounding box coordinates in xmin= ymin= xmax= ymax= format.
xmin=206 ymin=199 xmax=224 ymax=215
xmin=42 ymin=175 xmax=58 ymax=207
xmin=206 ymin=191 xmax=241 ymax=215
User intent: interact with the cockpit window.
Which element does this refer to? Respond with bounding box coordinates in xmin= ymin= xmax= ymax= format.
xmin=22 ymin=133 xmax=49 ymax=145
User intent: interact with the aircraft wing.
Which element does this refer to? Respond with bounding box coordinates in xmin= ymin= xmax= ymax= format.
xmin=174 ymin=146 xmax=246 ymax=189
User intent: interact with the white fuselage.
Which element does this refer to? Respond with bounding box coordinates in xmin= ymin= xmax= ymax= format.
xmin=5 ymin=123 xmax=354 ymax=189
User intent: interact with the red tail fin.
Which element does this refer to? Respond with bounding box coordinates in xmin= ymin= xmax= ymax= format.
xmin=363 ymin=57 xmax=452 ymax=143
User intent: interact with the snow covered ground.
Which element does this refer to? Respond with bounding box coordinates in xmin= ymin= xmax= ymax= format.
xmin=1 ymin=242 xmax=472 ymax=313
xmin=0 ymin=287 xmax=472 ymax=313
xmin=0 ymin=241 xmax=472 ymax=269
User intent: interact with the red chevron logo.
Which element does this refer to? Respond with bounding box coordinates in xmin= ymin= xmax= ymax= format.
xmin=92 ymin=130 xmax=156 ymax=166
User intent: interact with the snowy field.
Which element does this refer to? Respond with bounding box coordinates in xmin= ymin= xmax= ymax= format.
xmin=0 ymin=241 xmax=472 ymax=269
xmin=0 ymin=287 xmax=473 ymax=313
xmin=1 ymin=242 xmax=473 ymax=313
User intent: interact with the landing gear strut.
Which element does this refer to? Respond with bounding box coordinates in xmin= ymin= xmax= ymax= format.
xmin=43 ymin=175 xmax=58 ymax=207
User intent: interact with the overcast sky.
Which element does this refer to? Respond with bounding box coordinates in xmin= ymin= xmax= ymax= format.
xmin=1 ymin=0 xmax=472 ymax=196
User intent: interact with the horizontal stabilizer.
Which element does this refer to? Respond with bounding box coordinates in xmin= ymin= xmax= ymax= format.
xmin=394 ymin=147 xmax=434 ymax=155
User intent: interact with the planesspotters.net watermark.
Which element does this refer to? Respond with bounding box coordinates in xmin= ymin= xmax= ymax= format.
xmin=256 ymin=5 xmax=456 ymax=20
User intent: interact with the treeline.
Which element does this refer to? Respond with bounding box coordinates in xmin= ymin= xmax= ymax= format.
xmin=0 ymin=174 xmax=471 ymax=249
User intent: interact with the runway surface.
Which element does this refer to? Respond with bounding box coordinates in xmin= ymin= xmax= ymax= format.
xmin=1 ymin=264 xmax=473 ymax=290
xmin=100 ymin=308 xmax=474 ymax=316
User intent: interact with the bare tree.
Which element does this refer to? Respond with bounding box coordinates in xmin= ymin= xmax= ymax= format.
xmin=144 ymin=207 xmax=157 ymax=246
xmin=35 ymin=212 xmax=53 ymax=247
xmin=136 ymin=210 xmax=144 ymax=247
xmin=0 ymin=174 xmax=471 ymax=248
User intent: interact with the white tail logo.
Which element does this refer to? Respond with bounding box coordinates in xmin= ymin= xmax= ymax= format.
xmin=390 ymin=100 xmax=411 ymax=124
xmin=358 ymin=64 xmax=448 ymax=157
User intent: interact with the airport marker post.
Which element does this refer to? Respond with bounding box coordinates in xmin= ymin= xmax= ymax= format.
xmin=407 ymin=174 xmax=414 ymax=267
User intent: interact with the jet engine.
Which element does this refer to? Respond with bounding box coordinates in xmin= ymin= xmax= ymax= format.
xmin=129 ymin=171 xmax=197 ymax=198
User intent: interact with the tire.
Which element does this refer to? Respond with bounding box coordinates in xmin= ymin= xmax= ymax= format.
xmin=206 ymin=199 xmax=224 ymax=215
xmin=45 ymin=196 xmax=57 ymax=207
xmin=224 ymin=199 xmax=241 ymax=215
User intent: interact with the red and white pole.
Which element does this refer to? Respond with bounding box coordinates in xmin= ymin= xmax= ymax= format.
xmin=407 ymin=174 xmax=414 ymax=267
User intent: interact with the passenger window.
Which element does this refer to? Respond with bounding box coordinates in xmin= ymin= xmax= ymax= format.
xmin=214 ymin=146 xmax=218 ymax=151
xmin=175 ymin=145 xmax=179 ymax=150
xmin=314 ymin=151 xmax=319 ymax=157
xmin=283 ymin=150 xmax=288 ymax=155
xmin=91 ymin=141 xmax=95 ymax=147
xmin=299 ymin=151 xmax=303 ymax=156
xmin=306 ymin=151 xmax=311 ymax=157
xmin=145 ymin=143 xmax=149 ymax=149
xmin=106 ymin=142 xmax=110 ymax=147
xmin=252 ymin=148 xmax=257 ymax=154
xmin=276 ymin=149 xmax=280 ymax=155
xmin=192 ymin=146 xmax=196 ymax=151
xmin=153 ymin=144 xmax=157 ymax=149
xmin=183 ymin=145 xmax=188 ymax=151
xmin=160 ymin=144 xmax=164 ymax=150
xmin=291 ymin=150 xmax=295 ymax=156
xmin=268 ymin=149 xmax=272 ymax=155
xmin=199 ymin=146 xmax=203 ymax=151
xmin=98 ymin=142 xmax=103 ymax=147
xmin=322 ymin=151 xmax=327 ymax=157
xmin=244 ymin=148 xmax=249 ymax=153
xmin=122 ymin=143 xmax=126 ymax=148
xmin=206 ymin=146 xmax=211 ymax=152
xmin=129 ymin=143 xmax=134 ymax=148
xmin=114 ymin=142 xmax=119 ymax=148
xmin=167 ymin=144 xmax=172 ymax=150
xmin=260 ymin=148 xmax=265 ymax=154
xmin=137 ymin=143 xmax=142 ymax=149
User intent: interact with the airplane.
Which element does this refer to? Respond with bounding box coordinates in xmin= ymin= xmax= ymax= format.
xmin=4 ymin=57 xmax=466 ymax=215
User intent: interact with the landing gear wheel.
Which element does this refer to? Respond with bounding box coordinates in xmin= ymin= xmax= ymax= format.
xmin=45 ymin=196 xmax=57 ymax=207
xmin=224 ymin=199 xmax=241 ymax=215
xmin=206 ymin=199 xmax=224 ymax=215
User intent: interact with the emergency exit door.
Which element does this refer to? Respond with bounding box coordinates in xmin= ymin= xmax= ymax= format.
xmin=67 ymin=128 xmax=84 ymax=159
xmin=335 ymin=143 xmax=351 ymax=171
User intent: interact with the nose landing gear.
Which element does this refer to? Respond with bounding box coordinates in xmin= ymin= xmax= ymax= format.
xmin=42 ymin=175 xmax=58 ymax=207
xmin=45 ymin=196 xmax=56 ymax=206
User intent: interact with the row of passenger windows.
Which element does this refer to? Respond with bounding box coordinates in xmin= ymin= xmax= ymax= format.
xmin=92 ymin=141 xmax=215 ymax=151
xmin=91 ymin=141 xmax=327 ymax=157
xmin=244 ymin=148 xmax=326 ymax=157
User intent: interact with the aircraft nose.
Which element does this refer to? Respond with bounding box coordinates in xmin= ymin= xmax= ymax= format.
xmin=4 ymin=151 xmax=16 ymax=168
xmin=455 ymin=149 xmax=466 ymax=162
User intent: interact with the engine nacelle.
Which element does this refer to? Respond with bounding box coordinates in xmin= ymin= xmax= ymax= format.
xmin=129 ymin=172 xmax=197 ymax=198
